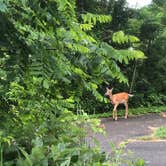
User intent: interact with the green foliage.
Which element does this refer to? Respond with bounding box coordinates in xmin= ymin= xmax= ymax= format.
xmin=15 ymin=115 xmax=108 ymax=166
xmin=4 ymin=0 xmax=166 ymax=165
xmin=0 ymin=0 xmax=147 ymax=165
xmin=113 ymin=31 xmax=140 ymax=44
xmin=0 ymin=0 xmax=7 ymax=12
xmin=104 ymin=143 xmax=145 ymax=166
xmin=134 ymin=159 xmax=145 ymax=166
xmin=124 ymin=0 xmax=166 ymax=107
xmin=81 ymin=13 xmax=112 ymax=25
xmin=90 ymin=106 xmax=166 ymax=118
xmin=80 ymin=23 xmax=94 ymax=31
xmin=154 ymin=126 xmax=166 ymax=139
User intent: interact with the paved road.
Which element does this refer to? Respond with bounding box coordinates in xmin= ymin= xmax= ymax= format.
xmin=95 ymin=113 xmax=166 ymax=165
xmin=127 ymin=141 xmax=166 ymax=166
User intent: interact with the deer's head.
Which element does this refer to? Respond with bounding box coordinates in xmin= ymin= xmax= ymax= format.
xmin=105 ymin=87 xmax=113 ymax=96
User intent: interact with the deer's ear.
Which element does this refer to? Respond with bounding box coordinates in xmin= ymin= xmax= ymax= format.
xmin=106 ymin=87 xmax=109 ymax=90
xmin=110 ymin=88 xmax=113 ymax=91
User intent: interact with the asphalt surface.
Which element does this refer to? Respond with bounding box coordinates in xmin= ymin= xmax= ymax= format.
xmin=127 ymin=141 xmax=166 ymax=166
xmin=95 ymin=113 xmax=166 ymax=165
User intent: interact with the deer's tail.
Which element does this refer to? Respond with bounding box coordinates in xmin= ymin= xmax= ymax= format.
xmin=128 ymin=94 xmax=134 ymax=97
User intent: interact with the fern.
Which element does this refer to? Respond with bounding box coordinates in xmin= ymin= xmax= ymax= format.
xmin=81 ymin=13 xmax=112 ymax=25
xmin=56 ymin=0 xmax=77 ymax=25
xmin=29 ymin=50 xmax=52 ymax=79
xmin=113 ymin=31 xmax=140 ymax=44
xmin=80 ymin=23 xmax=94 ymax=31
xmin=66 ymin=43 xmax=90 ymax=53
xmin=100 ymin=42 xmax=146 ymax=62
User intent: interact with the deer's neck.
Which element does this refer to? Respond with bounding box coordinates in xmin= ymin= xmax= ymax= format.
xmin=109 ymin=94 xmax=114 ymax=102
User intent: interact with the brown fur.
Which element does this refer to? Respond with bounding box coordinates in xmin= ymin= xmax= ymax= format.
xmin=105 ymin=88 xmax=133 ymax=120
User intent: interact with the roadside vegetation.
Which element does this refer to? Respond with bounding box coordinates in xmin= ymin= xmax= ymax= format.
xmin=154 ymin=126 xmax=166 ymax=139
xmin=128 ymin=126 xmax=166 ymax=142
xmin=90 ymin=106 xmax=166 ymax=118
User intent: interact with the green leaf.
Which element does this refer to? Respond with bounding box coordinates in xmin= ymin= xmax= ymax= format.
xmin=43 ymin=79 xmax=49 ymax=89
xmin=113 ymin=31 xmax=140 ymax=44
xmin=81 ymin=13 xmax=112 ymax=25
xmin=0 ymin=1 xmax=7 ymax=12
xmin=80 ymin=23 xmax=94 ymax=31
xmin=19 ymin=148 xmax=32 ymax=166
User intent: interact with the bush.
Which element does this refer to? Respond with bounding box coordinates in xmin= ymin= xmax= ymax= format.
xmin=154 ymin=126 xmax=166 ymax=139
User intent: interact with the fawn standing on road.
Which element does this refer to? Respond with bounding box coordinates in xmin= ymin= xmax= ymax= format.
xmin=105 ymin=87 xmax=133 ymax=121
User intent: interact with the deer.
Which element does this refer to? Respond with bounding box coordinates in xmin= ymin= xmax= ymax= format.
xmin=105 ymin=87 xmax=133 ymax=121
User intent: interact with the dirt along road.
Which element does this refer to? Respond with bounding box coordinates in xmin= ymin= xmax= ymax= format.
xmin=95 ymin=113 xmax=166 ymax=166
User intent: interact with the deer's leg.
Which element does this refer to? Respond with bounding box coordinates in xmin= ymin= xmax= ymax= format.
xmin=124 ymin=102 xmax=128 ymax=119
xmin=112 ymin=108 xmax=115 ymax=120
xmin=113 ymin=104 xmax=118 ymax=121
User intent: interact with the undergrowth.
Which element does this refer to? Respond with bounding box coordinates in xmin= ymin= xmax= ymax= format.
xmin=154 ymin=126 xmax=166 ymax=139
xmin=90 ymin=106 xmax=166 ymax=118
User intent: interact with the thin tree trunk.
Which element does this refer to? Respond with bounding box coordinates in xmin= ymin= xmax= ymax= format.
xmin=129 ymin=60 xmax=137 ymax=94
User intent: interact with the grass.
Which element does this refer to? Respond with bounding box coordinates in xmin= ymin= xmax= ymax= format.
xmin=90 ymin=105 xmax=166 ymax=118
xmin=130 ymin=126 xmax=166 ymax=141
xmin=119 ymin=128 xmax=166 ymax=146
xmin=154 ymin=126 xmax=166 ymax=139
xmin=119 ymin=126 xmax=166 ymax=144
